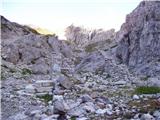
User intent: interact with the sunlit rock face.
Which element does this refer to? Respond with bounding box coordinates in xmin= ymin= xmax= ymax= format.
xmin=65 ymin=25 xmax=90 ymax=47
xmin=115 ymin=1 xmax=160 ymax=77
xmin=1 ymin=16 xmax=39 ymax=40
xmin=65 ymin=24 xmax=115 ymax=48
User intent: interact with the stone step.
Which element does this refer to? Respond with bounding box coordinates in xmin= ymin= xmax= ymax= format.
xmin=25 ymin=80 xmax=55 ymax=95
xmin=36 ymin=92 xmax=53 ymax=96
xmin=34 ymin=80 xmax=55 ymax=87
xmin=35 ymin=86 xmax=53 ymax=93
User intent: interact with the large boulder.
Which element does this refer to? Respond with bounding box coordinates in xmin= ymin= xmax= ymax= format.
xmin=115 ymin=1 xmax=160 ymax=77
xmin=75 ymin=51 xmax=105 ymax=73
xmin=57 ymin=75 xmax=74 ymax=89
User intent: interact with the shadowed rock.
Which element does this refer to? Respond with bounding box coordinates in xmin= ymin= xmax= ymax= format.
xmin=115 ymin=1 xmax=160 ymax=77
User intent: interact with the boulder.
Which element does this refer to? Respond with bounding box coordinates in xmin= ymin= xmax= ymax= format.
xmin=82 ymin=102 xmax=95 ymax=113
xmin=81 ymin=94 xmax=93 ymax=103
xmin=67 ymin=106 xmax=85 ymax=117
xmin=54 ymin=99 xmax=69 ymax=113
xmin=57 ymin=76 xmax=73 ymax=89
xmin=140 ymin=113 xmax=155 ymax=120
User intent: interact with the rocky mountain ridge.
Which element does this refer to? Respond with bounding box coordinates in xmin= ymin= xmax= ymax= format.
xmin=1 ymin=16 xmax=40 ymax=40
xmin=1 ymin=1 xmax=160 ymax=120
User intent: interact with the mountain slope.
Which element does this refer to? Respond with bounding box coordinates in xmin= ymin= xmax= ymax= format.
xmin=1 ymin=16 xmax=74 ymax=75
xmin=1 ymin=1 xmax=160 ymax=119
xmin=1 ymin=16 xmax=40 ymax=39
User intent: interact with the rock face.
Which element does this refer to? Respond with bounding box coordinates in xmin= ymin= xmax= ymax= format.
xmin=115 ymin=1 xmax=160 ymax=77
xmin=1 ymin=16 xmax=39 ymax=40
xmin=65 ymin=24 xmax=115 ymax=49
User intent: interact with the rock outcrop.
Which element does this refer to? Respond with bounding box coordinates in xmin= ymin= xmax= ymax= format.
xmin=65 ymin=24 xmax=116 ymax=49
xmin=1 ymin=16 xmax=74 ymax=74
xmin=1 ymin=16 xmax=39 ymax=39
xmin=115 ymin=1 xmax=160 ymax=77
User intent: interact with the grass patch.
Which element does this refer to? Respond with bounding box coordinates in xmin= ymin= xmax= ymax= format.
xmin=70 ymin=116 xmax=76 ymax=120
xmin=85 ymin=43 xmax=97 ymax=52
xmin=1 ymin=74 xmax=6 ymax=80
xmin=21 ymin=68 xmax=32 ymax=75
xmin=135 ymin=86 xmax=160 ymax=94
xmin=64 ymin=40 xmax=72 ymax=46
xmin=128 ymin=99 xmax=160 ymax=113
xmin=123 ymin=112 xmax=134 ymax=119
xmin=1 ymin=24 xmax=12 ymax=31
xmin=37 ymin=94 xmax=52 ymax=103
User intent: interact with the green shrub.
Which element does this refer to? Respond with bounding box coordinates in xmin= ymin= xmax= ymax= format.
xmin=64 ymin=40 xmax=72 ymax=46
xmin=37 ymin=94 xmax=52 ymax=103
xmin=21 ymin=68 xmax=32 ymax=75
xmin=85 ymin=43 xmax=97 ymax=52
xmin=135 ymin=86 xmax=160 ymax=94
xmin=1 ymin=24 xmax=12 ymax=31
xmin=70 ymin=116 xmax=76 ymax=120
xmin=123 ymin=112 xmax=134 ymax=119
xmin=1 ymin=74 xmax=6 ymax=80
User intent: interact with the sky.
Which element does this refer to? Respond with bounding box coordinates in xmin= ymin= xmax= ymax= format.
xmin=2 ymin=0 xmax=141 ymax=39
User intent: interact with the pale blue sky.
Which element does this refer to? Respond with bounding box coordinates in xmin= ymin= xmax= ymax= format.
xmin=2 ymin=0 xmax=141 ymax=38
